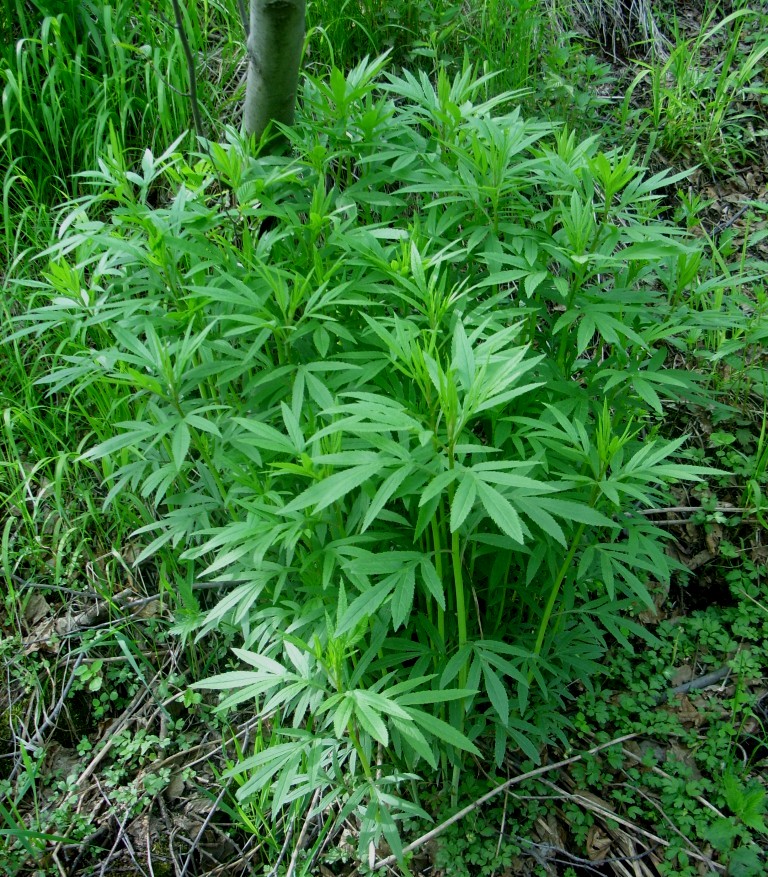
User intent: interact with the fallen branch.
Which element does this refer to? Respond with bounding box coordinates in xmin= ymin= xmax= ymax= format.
xmin=371 ymin=732 xmax=639 ymax=872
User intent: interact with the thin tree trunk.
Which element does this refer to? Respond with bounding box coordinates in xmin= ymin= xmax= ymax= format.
xmin=243 ymin=0 xmax=306 ymax=143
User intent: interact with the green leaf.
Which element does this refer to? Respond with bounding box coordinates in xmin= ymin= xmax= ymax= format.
xmin=633 ymin=377 xmax=663 ymax=414
xmin=81 ymin=421 xmax=169 ymax=460
xmin=704 ymin=818 xmax=739 ymax=853
xmin=282 ymin=463 xmax=381 ymax=514
xmin=450 ymin=473 xmax=477 ymax=532
xmin=361 ymin=465 xmax=412 ymax=532
xmin=452 ymin=320 xmax=475 ymax=391
xmin=420 ymin=558 xmax=445 ymax=610
xmin=280 ymin=402 xmax=305 ymax=451
xmin=353 ymin=695 xmax=389 ymax=746
xmin=476 ymin=481 xmax=523 ymax=543
xmin=336 ymin=576 xmax=396 ymax=636
xmin=392 ymin=717 xmax=437 ymax=768
xmin=440 ymin=645 xmax=472 ymax=687
xmin=536 ymin=497 xmax=619 ymax=528
xmin=406 ymin=707 xmax=480 ymax=755
xmin=232 ymin=418 xmax=295 ymax=454
xmin=576 ymin=316 xmax=596 ymax=356
xmin=391 ymin=564 xmax=416 ymax=631
xmin=420 ymin=468 xmax=458 ymax=506
xmin=171 ymin=420 xmax=190 ymax=472
xmin=514 ymin=496 xmax=566 ymax=547
xmin=332 ymin=696 xmax=355 ymax=739
xmin=524 ymin=271 xmax=548 ymax=297
xmin=482 ymin=663 xmax=509 ymax=726
xmin=396 ymin=688 xmax=477 ymax=706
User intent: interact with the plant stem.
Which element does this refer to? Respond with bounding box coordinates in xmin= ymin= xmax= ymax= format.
xmin=451 ymin=529 xmax=467 ymax=687
xmin=169 ymin=0 xmax=205 ymax=138
xmin=530 ymin=521 xmax=586 ymax=676
xmin=431 ymin=516 xmax=445 ymax=645
xmin=347 ymin=721 xmax=373 ymax=781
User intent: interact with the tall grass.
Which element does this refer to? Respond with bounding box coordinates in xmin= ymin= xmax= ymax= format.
xmin=0 ymin=0 xmax=244 ymax=270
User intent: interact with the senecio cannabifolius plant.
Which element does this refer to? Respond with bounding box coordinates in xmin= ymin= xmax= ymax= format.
xmin=17 ymin=57 xmax=711 ymax=862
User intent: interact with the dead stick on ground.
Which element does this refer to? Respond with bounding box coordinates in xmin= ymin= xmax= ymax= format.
xmin=371 ymin=732 xmax=639 ymax=872
xmin=286 ymin=788 xmax=322 ymax=877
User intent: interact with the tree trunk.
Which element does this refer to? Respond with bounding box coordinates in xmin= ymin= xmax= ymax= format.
xmin=243 ymin=0 xmax=306 ymax=143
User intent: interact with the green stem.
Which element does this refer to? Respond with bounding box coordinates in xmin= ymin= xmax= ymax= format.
xmin=530 ymin=521 xmax=586 ymax=679
xmin=452 ymin=529 xmax=467 ymax=688
xmin=431 ymin=516 xmax=445 ymax=646
xmin=347 ymin=721 xmax=373 ymax=781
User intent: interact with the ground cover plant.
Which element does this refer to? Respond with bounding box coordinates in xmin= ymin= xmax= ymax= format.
xmin=1 ymin=0 xmax=767 ymax=875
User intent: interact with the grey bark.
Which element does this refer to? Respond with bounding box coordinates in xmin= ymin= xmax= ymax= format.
xmin=243 ymin=0 xmax=306 ymax=142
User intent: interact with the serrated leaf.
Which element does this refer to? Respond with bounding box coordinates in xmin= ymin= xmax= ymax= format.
xmin=740 ymin=785 xmax=767 ymax=831
xmin=440 ymin=645 xmax=472 ymax=687
xmin=391 ymin=564 xmax=416 ymax=631
xmin=361 ymin=465 xmax=412 ymax=532
xmin=536 ymin=497 xmax=619 ymax=528
xmin=704 ymin=817 xmax=740 ymax=853
xmin=524 ymin=271 xmax=548 ymax=297
xmin=452 ymin=321 xmax=475 ymax=391
xmin=513 ymin=496 xmax=566 ymax=547
xmin=633 ymin=377 xmax=663 ymax=413
xmin=333 ymin=696 xmax=354 ymax=739
xmin=232 ymin=418 xmax=295 ymax=454
xmin=353 ymin=697 xmax=389 ymax=746
xmin=171 ymin=420 xmax=190 ymax=472
xmin=282 ymin=463 xmax=381 ymax=514
xmin=336 ymin=576 xmax=396 ymax=636
xmin=450 ymin=473 xmax=477 ymax=532
xmin=396 ymin=688 xmax=477 ymax=706
xmin=280 ymin=401 xmax=305 ymax=451
xmin=482 ymin=663 xmax=509 ymax=725
xmin=420 ymin=558 xmax=445 ymax=610
xmin=392 ymin=717 xmax=437 ymax=768
xmin=577 ymin=316 xmax=596 ymax=356
xmin=476 ymin=481 xmax=523 ymax=543
xmin=80 ymin=422 xmax=168 ymax=460
xmin=406 ymin=707 xmax=480 ymax=755
xmin=420 ymin=468 xmax=457 ymax=506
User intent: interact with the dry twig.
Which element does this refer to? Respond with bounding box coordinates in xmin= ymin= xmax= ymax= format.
xmin=370 ymin=732 xmax=639 ymax=872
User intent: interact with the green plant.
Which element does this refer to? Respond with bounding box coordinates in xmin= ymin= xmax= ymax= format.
xmin=7 ymin=53 xmax=724 ymax=863
xmin=620 ymin=8 xmax=768 ymax=172
xmin=0 ymin=0 xmax=246 ymax=274
xmin=705 ymin=774 xmax=767 ymax=877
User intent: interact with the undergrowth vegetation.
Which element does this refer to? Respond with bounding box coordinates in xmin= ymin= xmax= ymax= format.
xmin=1 ymin=0 xmax=767 ymax=875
